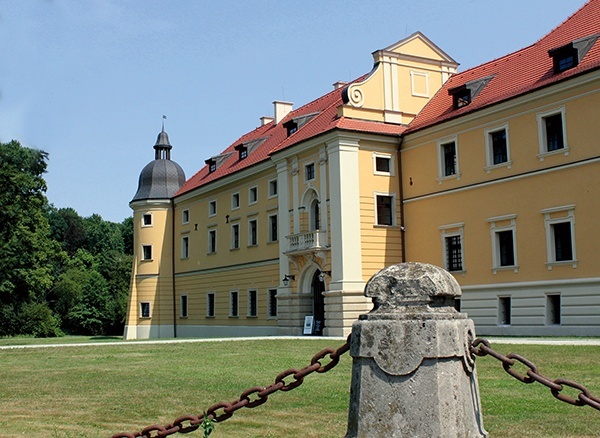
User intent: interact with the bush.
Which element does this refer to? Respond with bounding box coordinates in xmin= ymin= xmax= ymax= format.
xmin=19 ymin=302 xmax=63 ymax=337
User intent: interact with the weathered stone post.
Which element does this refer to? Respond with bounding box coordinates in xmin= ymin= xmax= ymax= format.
xmin=345 ymin=263 xmax=487 ymax=437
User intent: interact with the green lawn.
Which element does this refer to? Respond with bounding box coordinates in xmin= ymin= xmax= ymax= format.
xmin=0 ymin=338 xmax=598 ymax=437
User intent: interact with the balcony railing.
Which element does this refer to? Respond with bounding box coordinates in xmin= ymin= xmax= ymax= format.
xmin=285 ymin=230 xmax=328 ymax=254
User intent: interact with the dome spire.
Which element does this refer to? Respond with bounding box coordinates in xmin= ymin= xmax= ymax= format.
xmin=154 ymin=115 xmax=172 ymax=160
xmin=131 ymin=126 xmax=186 ymax=203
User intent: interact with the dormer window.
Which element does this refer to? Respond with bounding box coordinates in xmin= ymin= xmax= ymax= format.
xmin=204 ymin=152 xmax=232 ymax=174
xmin=206 ymin=159 xmax=217 ymax=173
xmin=550 ymin=44 xmax=578 ymax=73
xmin=284 ymin=120 xmax=298 ymax=136
xmin=233 ymin=138 xmax=266 ymax=161
xmin=549 ymin=34 xmax=599 ymax=74
xmin=452 ymin=87 xmax=471 ymax=109
xmin=448 ymin=75 xmax=494 ymax=110
xmin=283 ymin=112 xmax=320 ymax=137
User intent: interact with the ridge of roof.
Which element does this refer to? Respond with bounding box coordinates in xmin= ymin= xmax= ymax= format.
xmin=406 ymin=0 xmax=600 ymax=134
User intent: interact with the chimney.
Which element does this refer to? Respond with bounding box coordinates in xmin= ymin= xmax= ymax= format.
xmin=333 ymin=81 xmax=348 ymax=90
xmin=260 ymin=116 xmax=274 ymax=126
xmin=273 ymin=100 xmax=293 ymax=124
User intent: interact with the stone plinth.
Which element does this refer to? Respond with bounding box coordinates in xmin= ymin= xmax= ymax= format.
xmin=345 ymin=263 xmax=487 ymax=438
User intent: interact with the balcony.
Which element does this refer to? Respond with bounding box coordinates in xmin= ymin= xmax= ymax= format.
xmin=285 ymin=230 xmax=329 ymax=255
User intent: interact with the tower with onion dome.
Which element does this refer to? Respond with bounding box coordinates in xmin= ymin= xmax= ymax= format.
xmin=124 ymin=129 xmax=186 ymax=340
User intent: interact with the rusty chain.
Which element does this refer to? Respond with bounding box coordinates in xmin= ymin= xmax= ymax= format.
xmin=470 ymin=338 xmax=600 ymax=411
xmin=111 ymin=335 xmax=351 ymax=438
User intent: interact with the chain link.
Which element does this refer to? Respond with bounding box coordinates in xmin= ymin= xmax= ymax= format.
xmin=111 ymin=335 xmax=351 ymax=438
xmin=470 ymin=337 xmax=600 ymax=412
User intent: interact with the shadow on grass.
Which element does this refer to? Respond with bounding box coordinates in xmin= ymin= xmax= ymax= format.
xmin=90 ymin=336 xmax=122 ymax=341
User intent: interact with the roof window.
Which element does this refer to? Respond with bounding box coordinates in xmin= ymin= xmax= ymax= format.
xmin=236 ymin=145 xmax=248 ymax=160
xmin=233 ymin=137 xmax=266 ymax=161
xmin=448 ymin=75 xmax=494 ymax=110
xmin=204 ymin=152 xmax=232 ymax=174
xmin=451 ymin=87 xmax=471 ymax=109
xmin=205 ymin=159 xmax=217 ymax=174
xmin=283 ymin=111 xmax=320 ymax=137
xmin=284 ymin=120 xmax=298 ymax=136
xmin=548 ymin=34 xmax=599 ymax=74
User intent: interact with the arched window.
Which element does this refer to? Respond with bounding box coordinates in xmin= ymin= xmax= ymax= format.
xmin=310 ymin=199 xmax=320 ymax=231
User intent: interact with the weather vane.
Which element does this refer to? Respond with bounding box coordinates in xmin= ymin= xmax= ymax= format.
xmin=162 ymin=115 xmax=167 ymax=131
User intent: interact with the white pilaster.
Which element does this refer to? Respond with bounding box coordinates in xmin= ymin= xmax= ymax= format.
xmin=327 ymin=136 xmax=364 ymax=291
xmin=291 ymin=156 xmax=300 ymax=234
xmin=318 ymin=146 xmax=329 ymax=233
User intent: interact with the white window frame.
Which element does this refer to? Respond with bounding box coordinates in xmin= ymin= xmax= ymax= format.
xmin=182 ymin=209 xmax=190 ymax=225
xmin=248 ymin=218 xmax=258 ymax=246
xmin=439 ymin=223 xmax=465 ymax=273
xmin=410 ymin=70 xmax=430 ymax=97
xmin=229 ymin=290 xmax=239 ymax=318
xmin=180 ymin=294 xmax=188 ymax=318
xmin=267 ymin=288 xmax=278 ymax=319
xmin=268 ymin=213 xmax=278 ymax=242
xmin=374 ymin=192 xmax=396 ymax=226
xmin=206 ymin=292 xmax=215 ymax=318
xmin=247 ymin=289 xmax=258 ymax=318
xmin=372 ymin=152 xmax=395 ymax=176
xmin=268 ymin=179 xmax=278 ymax=198
xmin=208 ymin=199 xmax=217 ymax=217
xmin=484 ymin=123 xmax=511 ymax=172
xmin=537 ymin=106 xmax=569 ymax=159
xmin=208 ymin=229 xmax=217 ymax=254
xmin=437 ymin=136 xmax=460 ymax=182
xmin=139 ymin=301 xmax=151 ymax=318
xmin=305 ymin=162 xmax=316 ymax=182
xmin=181 ymin=235 xmax=190 ymax=259
xmin=541 ymin=205 xmax=577 ymax=269
xmin=230 ymin=222 xmax=240 ymax=250
xmin=487 ymin=214 xmax=518 ymax=273
xmin=248 ymin=186 xmax=258 ymax=205
xmin=141 ymin=244 xmax=153 ymax=261
xmin=231 ymin=192 xmax=240 ymax=210
xmin=142 ymin=213 xmax=153 ymax=227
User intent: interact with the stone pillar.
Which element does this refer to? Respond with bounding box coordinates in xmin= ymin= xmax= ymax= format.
xmin=346 ymin=263 xmax=487 ymax=438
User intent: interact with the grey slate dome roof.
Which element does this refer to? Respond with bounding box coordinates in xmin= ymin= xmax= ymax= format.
xmin=131 ymin=130 xmax=186 ymax=203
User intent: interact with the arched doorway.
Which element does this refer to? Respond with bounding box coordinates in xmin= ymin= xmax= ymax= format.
xmin=311 ymin=270 xmax=325 ymax=335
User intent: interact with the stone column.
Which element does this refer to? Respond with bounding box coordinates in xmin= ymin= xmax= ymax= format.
xmin=346 ymin=262 xmax=487 ymax=438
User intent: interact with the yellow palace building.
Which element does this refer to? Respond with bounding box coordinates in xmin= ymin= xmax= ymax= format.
xmin=125 ymin=0 xmax=600 ymax=339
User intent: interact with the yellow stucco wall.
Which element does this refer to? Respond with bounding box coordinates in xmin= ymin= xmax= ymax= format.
xmin=402 ymin=78 xmax=600 ymax=286
xmin=358 ymin=141 xmax=403 ymax=280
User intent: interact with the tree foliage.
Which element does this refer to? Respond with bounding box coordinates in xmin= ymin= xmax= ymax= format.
xmin=0 ymin=140 xmax=133 ymax=337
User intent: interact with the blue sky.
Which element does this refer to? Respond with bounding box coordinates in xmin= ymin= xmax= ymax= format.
xmin=0 ymin=0 xmax=587 ymax=223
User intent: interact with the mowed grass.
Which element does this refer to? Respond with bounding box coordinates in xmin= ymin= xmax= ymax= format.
xmin=0 ymin=339 xmax=598 ymax=437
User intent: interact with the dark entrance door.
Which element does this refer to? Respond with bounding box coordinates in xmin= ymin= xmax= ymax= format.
xmin=312 ymin=270 xmax=325 ymax=335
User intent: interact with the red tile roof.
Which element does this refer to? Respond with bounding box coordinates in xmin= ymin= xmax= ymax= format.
xmin=407 ymin=0 xmax=600 ymax=133
xmin=176 ymin=80 xmax=405 ymax=197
